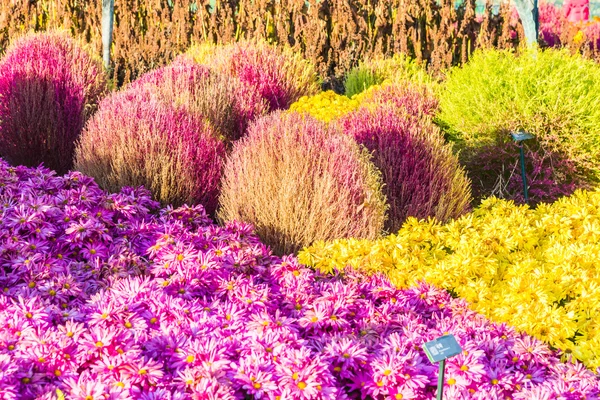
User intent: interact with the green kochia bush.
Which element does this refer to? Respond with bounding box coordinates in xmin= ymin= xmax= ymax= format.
xmin=218 ymin=111 xmax=387 ymax=255
xmin=0 ymin=31 xmax=107 ymax=174
xmin=438 ymin=49 xmax=600 ymax=202
xmin=344 ymin=54 xmax=432 ymax=98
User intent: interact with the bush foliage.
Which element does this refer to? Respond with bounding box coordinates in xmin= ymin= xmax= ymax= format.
xmin=127 ymin=58 xmax=268 ymax=143
xmin=344 ymin=55 xmax=432 ymax=97
xmin=300 ymin=190 xmax=600 ymax=370
xmin=0 ymin=0 xmax=537 ymax=87
xmin=438 ymin=48 xmax=600 ymax=203
xmin=336 ymin=105 xmax=471 ymax=232
xmin=0 ymin=31 xmax=106 ymax=174
xmin=75 ymin=88 xmax=225 ymax=213
xmin=187 ymin=41 xmax=319 ymax=112
xmin=218 ymin=112 xmax=387 ymax=255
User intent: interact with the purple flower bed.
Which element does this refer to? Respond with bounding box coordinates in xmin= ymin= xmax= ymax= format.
xmin=0 ymin=161 xmax=598 ymax=399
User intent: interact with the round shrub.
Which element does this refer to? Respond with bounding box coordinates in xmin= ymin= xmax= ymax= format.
xmin=187 ymin=40 xmax=320 ymax=111
xmin=0 ymin=31 xmax=107 ymax=174
xmin=218 ymin=111 xmax=387 ymax=255
xmin=438 ymin=48 xmax=600 ymax=203
xmin=74 ymin=88 xmax=226 ymax=214
xmin=129 ymin=58 xmax=268 ymax=143
xmin=344 ymin=54 xmax=431 ymax=97
xmin=336 ymin=105 xmax=471 ymax=233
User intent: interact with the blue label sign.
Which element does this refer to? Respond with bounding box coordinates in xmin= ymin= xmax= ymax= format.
xmin=423 ymin=334 xmax=463 ymax=363
xmin=511 ymin=130 xmax=534 ymax=142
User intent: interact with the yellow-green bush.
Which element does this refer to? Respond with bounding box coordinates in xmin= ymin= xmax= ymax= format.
xmin=438 ymin=48 xmax=600 ymax=187
xmin=345 ymin=55 xmax=432 ymax=97
xmin=299 ymin=189 xmax=600 ymax=370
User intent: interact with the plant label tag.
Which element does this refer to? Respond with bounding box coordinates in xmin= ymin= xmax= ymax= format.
xmin=511 ymin=130 xmax=534 ymax=142
xmin=423 ymin=334 xmax=462 ymax=363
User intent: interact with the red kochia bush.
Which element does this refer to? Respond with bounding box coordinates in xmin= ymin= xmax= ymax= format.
xmin=337 ymin=105 xmax=472 ymax=233
xmin=128 ymin=58 xmax=268 ymax=143
xmin=74 ymin=88 xmax=226 ymax=214
xmin=359 ymin=83 xmax=439 ymax=119
xmin=0 ymin=31 xmax=106 ymax=174
xmin=188 ymin=41 xmax=319 ymax=112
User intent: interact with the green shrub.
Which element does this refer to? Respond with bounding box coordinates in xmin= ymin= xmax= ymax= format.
xmin=344 ymin=54 xmax=432 ymax=97
xmin=438 ymin=48 xmax=600 ymax=190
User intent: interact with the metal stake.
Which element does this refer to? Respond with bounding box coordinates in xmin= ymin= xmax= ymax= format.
xmin=437 ymin=359 xmax=445 ymax=400
xmin=518 ymin=142 xmax=529 ymax=204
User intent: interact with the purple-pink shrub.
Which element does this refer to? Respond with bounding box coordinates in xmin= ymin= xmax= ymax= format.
xmin=539 ymin=2 xmax=565 ymax=47
xmin=129 ymin=58 xmax=268 ymax=143
xmin=464 ymin=139 xmax=585 ymax=205
xmin=337 ymin=105 xmax=471 ymax=232
xmin=188 ymin=41 xmax=319 ymax=112
xmin=0 ymin=31 xmax=107 ymax=174
xmin=0 ymin=161 xmax=598 ymax=398
xmin=359 ymin=83 xmax=439 ymax=119
xmin=74 ymin=87 xmax=226 ymax=214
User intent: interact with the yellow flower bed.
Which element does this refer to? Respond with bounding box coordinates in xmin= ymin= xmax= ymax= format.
xmin=288 ymin=91 xmax=361 ymax=123
xmin=287 ymin=81 xmax=398 ymax=123
xmin=299 ymin=190 xmax=600 ymax=370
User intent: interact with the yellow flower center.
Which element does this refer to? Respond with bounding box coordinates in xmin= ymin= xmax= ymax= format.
xmin=297 ymin=382 xmax=307 ymax=390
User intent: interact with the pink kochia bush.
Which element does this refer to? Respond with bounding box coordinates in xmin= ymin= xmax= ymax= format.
xmin=188 ymin=40 xmax=320 ymax=111
xmin=74 ymin=88 xmax=225 ymax=214
xmin=0 ymin=161 xmax=599 ymax=399
xmin=0 ymin=31 xmax=106 ymax=174
xmin=218 ymin=111 xmax=387 ymax=255
xmin=127 ymin=58 xmax=268 ymax=143
xmin=337 ymin=100 xmax=471 ymax=233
